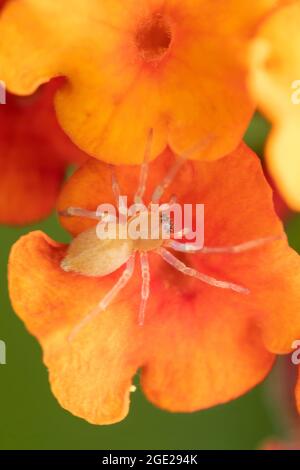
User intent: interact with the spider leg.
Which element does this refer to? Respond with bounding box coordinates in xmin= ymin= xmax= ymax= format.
xmin=139 ymin=252 xmax=151 ymax=326
xmin=69 ymin=253 xmax=136 ymax=341
xmin=134 ymin=129 xmax=154 ymax=205
xmin=158 ymin=196 xmax=178 ymax=214
xmin=151 ymin=137 xmax=212 ymax=203
xmin=167 ymin=236 xmax=282 ymax=254
xmin=159 ymin=194 xmax=178 ymax=209
xmin=168 ymin=194 xmax=177 ymax=205
xmin=110 ymin=166 xmax=121 ymax=203
xmin=59 ymin=207 xmax=103 ymax=220
xmin=156 ymin=247 xmax=249 ymax=294
xmin=110 ymin=166 xmax=128 ymax=218
xmin=151 ymin=156 xmax=186 ymax=204
xmin=172 ymin=228 xmax=190 ymax=239
xmin=201 ymin=235 xmax=283 ymax=253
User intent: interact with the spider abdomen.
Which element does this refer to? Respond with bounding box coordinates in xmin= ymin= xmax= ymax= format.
xmin=61 ymin=226 xmax=134 ymax=277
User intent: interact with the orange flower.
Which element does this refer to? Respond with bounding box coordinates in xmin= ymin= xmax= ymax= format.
xmin=0 ymin=0 xmax=286 ymax=164
xmin=0 ymin=80 xmax=86 ymax=225
xmin=297 ymin=371 xmax=300 ymax=414
xmin=248 ymin=1 xmax=300 ymax=210
xmin=9 ymin=143 xmax=300 ymax=424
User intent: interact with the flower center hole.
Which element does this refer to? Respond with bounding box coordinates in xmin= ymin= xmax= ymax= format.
xmin=135 ymin=13 xmax=172 ymax=62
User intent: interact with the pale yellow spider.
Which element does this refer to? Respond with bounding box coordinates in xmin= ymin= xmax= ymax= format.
xmin=60 ymin=134 xmax=275 ymax=340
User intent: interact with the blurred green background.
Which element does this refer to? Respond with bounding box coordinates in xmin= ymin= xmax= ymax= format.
xmin=0 ymin=114 xmax=299 ymax=450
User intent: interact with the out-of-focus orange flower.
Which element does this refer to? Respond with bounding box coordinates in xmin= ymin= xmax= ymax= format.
xmin=0 ymin=80 xmax=87 ymax=225
xmin=248 ymin=1 xmax=300 ymax=210
xmin=262 ymin=440 xmax=300 ymax=450
xmin=0 ymin=0 xmax=287 ymax=164
xmin=296 ymin=371 xmax=300 ymax=414
xmin=8 ymin=143 xmax=300 ymax=424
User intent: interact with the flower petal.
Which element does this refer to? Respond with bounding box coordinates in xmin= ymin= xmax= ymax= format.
xmin=296 ymin=368 xmax=300 ymax=414
xmin=0 ymin=0 xmax=284 ymax=163
xmin=2 ymin=145 xmax=286 ymax=423
xmin=9 ymin=229 xmax=275 ymax=420
xmin=0 ymin=158 xmax=64 ymax=226
xmin=139 ymin=276 xmax=275 ymax=412
xmin=9 ymin=231 xmax=146 ymax=424
xmin=0 ymin=83 xmax=86 ymax=225
xmin=248 ymin=1 xmax=300 ymax=210
xmin=262 ymin=439 xmax=300 ymax=450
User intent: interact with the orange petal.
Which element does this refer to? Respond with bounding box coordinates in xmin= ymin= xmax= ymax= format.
xmin=0 ymin=0 xmax=284 ymax=164
xmin=9 ymin=231 xmax=146 ymax=425
xmin=0 ymin=82 xmax=86 ymax=225
xmin=296 ymin=368 xmax=300 ymax=415
xmin=0 ymin=157 xmax=64 ymax=226
xmin=9 ymin=229 xmax=275 ymax=422
xmin=248 ymin=1 xmax=300 ymax=210
xmin=9 ymin=143 xmax=300 ymax=422
xmin=262 ymin=439 xmax=300 ymax=450
xmin=140 ymin=288 xmax=275 ymax=412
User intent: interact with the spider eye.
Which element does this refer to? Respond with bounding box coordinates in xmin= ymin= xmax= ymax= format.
xmin=160 ymin=213 xmax=174 ymax=234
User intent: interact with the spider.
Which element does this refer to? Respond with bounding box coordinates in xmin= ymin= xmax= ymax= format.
xmin=60 ymin=132 xmax=276 ymax=340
